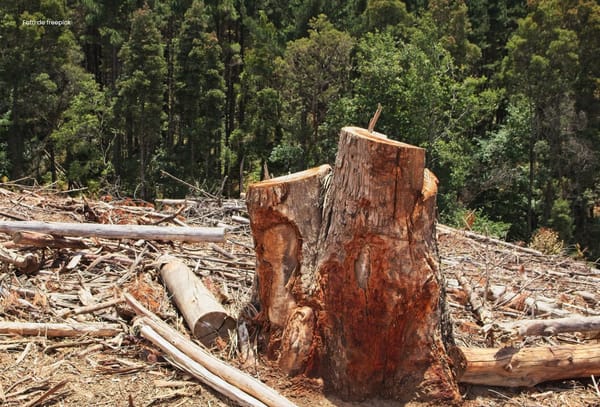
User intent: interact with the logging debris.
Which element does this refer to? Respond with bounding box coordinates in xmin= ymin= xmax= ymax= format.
xmin=0 ymin=185 xmax=598 ymax=406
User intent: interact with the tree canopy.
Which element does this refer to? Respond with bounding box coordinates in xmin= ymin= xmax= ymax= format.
xmin=1 ymin=0 xmax=599 ymax=257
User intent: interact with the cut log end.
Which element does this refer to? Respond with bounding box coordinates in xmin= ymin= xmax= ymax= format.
xmin=158 ymin=255 xmax=235 ymax=346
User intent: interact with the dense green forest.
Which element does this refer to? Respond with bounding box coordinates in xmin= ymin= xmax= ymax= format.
xmin=1 ymin=0 xmax=599 ymax=256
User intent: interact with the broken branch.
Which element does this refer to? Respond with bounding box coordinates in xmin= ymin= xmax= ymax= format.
xmin=0 ymin=220 xmax=225 ymax=243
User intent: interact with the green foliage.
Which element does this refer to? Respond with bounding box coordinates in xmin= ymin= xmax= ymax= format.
xmin=428 ymin=0 xmax=481 ymax=72
xmin=1 ymin=0 xmax=599 ymax=259
xmin=175 ymin=0 xmax=225 ymax=183
xmin=351 ymin=28 xmax=499 ymax=215
xmin=51 ymin=72 xmax=111 ymax=191
xmin=442 ymin=206 xmax=511 ymax=240
xmin=277 ymin=14 xmax=354 ymax=167
xmin=362 ymin=0 xmax=411 ymax=35
xmin=114 ymin=5 xmax=167 ymax=199
xmin=549 ymin=197 xmax=574 ymax=242
xmin=269 ymin=142 xmax=305 ymax=174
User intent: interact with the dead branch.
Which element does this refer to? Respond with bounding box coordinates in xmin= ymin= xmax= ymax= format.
xmin=0 ymin=220 xmax=225 ymax=243
xmin=486 ymin=315 xmax=600 ymax=338
xmin=437 ymin=224 xmax=544 ymax=257
xmin=454 ymin=269 xmax=494 ymax=325
xmin=125 ymin=293 xmax=298 ymax=407
xmin=0 ymin=245 xmax=40 ymax=274
xmin=0 ymin=321 xmax=121 ymax=338
xmin=136 ymin=321 xmax=267 ymax=407
xmin=58 ymin=297 xmax=125 ymax=318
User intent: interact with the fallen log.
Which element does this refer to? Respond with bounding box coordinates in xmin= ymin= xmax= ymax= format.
xmin=455 ymin=344 xmax=600 ymax=387
xmin=157 ymin=255 xmax=236 ymax=345
xmin=0 ymin=220 xmax=224 ymax=243
xmin=12 ymin=231 xmax=88 ymax=249
xmin=125 ymin=293 xmax=298 ymax=407
xmin=0 ymin=321 xmax=121 ymax=337
xmin=0 ymin=245 xmax=40 ymax=274
xmin=486 ymin=315 xmax=600 ymax=338
xmin=136 ymin=321 xmax=268 ymax=407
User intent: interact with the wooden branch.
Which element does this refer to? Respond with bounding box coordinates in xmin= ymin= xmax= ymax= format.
xmin=0 ymin=321 xmax=121 ymax=337
xmin=157 ymin=255 xmax=236 ymax=345
xmin=367 ymin=103 xmax=382 ymax=133
xmin=125 ymin=293 xmax=298 ymax=407
xmin=0 ymin=245 xmax=40 ymax=274
xmin=455 ymin=344 xmax=600 ymax=387
xmin=136 ymin=321 xmax=267 ymax=407
xmin=487 ymin=284 xmax=573 ymax=318
xmin=437 ymin=224 xmax=544 ymax=257
xmin=12 ymin=231 xmax=87 ymax=249
xmin=0 ymin=220 xmax=225 ymax=243
xmin=23 ymin=379 xmax=69 ymax=407
xmin=0 ymin=210 xmax=28 ymax=221
xmin=58 ymin=297 xmax=125 ymax=318
xmin=487 ymin=315 xmax=600 ymax=338
xmin=454 ymin=270 xmax=494 ymax=325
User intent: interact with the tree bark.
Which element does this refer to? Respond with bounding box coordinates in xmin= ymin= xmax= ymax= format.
xmin=246 ymin=127 xmax=459 ymax=403
xmin=455 ymin=344 xmax=600 ymax=387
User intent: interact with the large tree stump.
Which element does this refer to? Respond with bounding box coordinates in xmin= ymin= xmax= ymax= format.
xmin=246 ymin=127 xmax=460 ymax=403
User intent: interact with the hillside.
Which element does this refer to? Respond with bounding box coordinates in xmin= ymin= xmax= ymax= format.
xmin=0 ymin=186 xmax=598 ymax=406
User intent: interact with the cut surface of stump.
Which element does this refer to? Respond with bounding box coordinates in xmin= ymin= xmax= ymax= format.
xmin=246 ymin=127 xmax=459 ymax=403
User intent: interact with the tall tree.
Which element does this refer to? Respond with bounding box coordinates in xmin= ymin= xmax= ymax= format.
xmin=467 ymin=0 xmax=526 ymax=77
xmin=351 ymin=28 xmax=499 ymax=214
xmin=174 ymin=0 xmax=226 ymax=183
xmin=50 ymin=72 xmax=111 ymax=191
xmin=76 ymin=0 xmax=139 ymax=88
xmin=0 ymin=0 xmax=85 ymax=179
xmin=113 ymin=5 xmax=166 ymax=199
xmin=361 ymin=0 xmax=411 ymax=36
xmin=502 ymin=0 xmax=580 ymax=236
xmin=276 ymin=14 xmax=354 ymax=167
xmin=235 ymin=10 xmax=284 ymax=183
xmin=428 ymin=0 xmax=481 ymax=73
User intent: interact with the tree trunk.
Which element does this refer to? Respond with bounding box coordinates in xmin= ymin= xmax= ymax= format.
xmin=246 ymin=127 xmax=460 ymax=403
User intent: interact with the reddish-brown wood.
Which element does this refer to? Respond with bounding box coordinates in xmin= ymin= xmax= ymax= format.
xmin=246 ymin=127 xmax=460 ymax=403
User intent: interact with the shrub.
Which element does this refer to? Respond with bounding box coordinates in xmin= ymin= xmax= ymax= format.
xmin=529 ymin=227 xmax=564 ymax=255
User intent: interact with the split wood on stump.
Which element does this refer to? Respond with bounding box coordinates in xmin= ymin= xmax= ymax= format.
xmin=246 ymin=127 xmax=460 ymax=403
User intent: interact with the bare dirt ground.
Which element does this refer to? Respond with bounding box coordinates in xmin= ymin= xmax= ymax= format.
xmin=0 ymin=185 xmax=598 ymax=406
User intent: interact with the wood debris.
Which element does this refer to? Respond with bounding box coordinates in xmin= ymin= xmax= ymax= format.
xmin=0 ymin=184 xmax=598 ymax=406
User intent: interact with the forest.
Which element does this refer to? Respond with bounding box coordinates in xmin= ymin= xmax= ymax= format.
xmin=0 ymin=0 xmax=599 ymax=257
